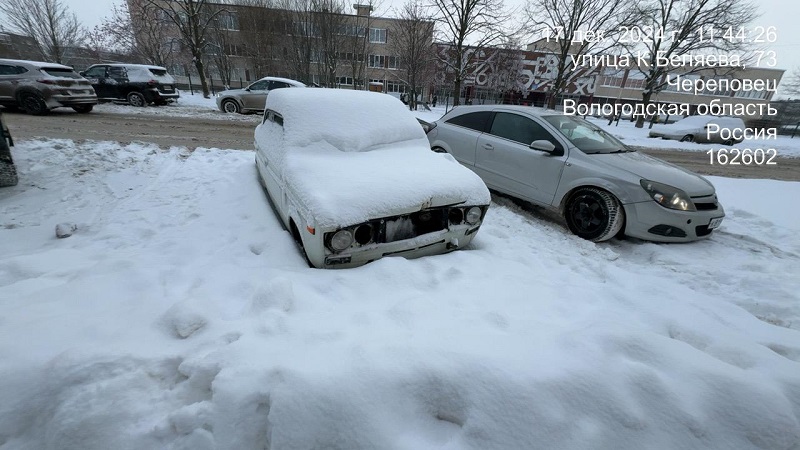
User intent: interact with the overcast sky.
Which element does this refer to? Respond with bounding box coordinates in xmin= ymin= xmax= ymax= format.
xmin=59 ymin=0 xmax=800 ymax=74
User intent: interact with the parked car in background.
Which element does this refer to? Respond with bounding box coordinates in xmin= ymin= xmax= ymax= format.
xmin=217 ymin=76 xmax=305 ymax=114
xmin=0 ymin=58 xmax=97 ymax=115
xmin=255 ymin=88 xmax=491 ymax=268
xmin=80 ymin=63 xmax=179 ymax=107
xmin=648 ymin=115 xmax=746 ymax=145
xmin=426 ymin=105 xmax=724 ymax=243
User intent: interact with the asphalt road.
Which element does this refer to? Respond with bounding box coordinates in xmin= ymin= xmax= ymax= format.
xmin=3 ymin=109 xmax=799 ymax=181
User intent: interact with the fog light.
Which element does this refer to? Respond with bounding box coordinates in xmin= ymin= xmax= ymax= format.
xmin=330 ymin=229 xmax=354 ymax=252
xmin=354 ymin=224 xmax=373 ymax=245
xmin=465 ymin=206 xmax=482 ymax=224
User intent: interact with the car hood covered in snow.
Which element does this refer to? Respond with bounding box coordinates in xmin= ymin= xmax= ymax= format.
xmin=284 ymin=139 xmax=491 ymax=228
xmin=593 ymin=151 xmax=716 ymax=196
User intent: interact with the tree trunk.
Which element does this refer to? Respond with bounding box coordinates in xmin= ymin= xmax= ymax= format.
xmin=636 ymin=90 xmax=654 ymax=128
xmin=452 ymin=78 xmax=462 ymax=107
xmin=194 ymin=57 xmax=211 ymax=98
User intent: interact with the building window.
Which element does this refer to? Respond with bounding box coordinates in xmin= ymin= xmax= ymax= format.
xmin=369 ymin=28 xmax=387 ymax=43
xmin=338 ymin=76 xmax=354 ymax=85
xmin=368 ymin=54 xmax=385 ymax=68
xmin=386 ymin=81 xmax=405 ymax=93
xmin=217 ymin=12 xmax=239 ymax=30
xmin=387 ymin=56 xmax=399 ymax=69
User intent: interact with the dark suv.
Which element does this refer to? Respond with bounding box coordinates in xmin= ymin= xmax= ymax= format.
xmin=0 ymin=58 xmax=97 ymax=115
xmin=81 ymin=64 xmax=179 ymax=107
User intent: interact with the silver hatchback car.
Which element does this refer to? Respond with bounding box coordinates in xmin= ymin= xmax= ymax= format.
xmin=216 ymin=76 xmax=305 ymax=114
xmin=426 ymin=105 xmax=725 ymax=242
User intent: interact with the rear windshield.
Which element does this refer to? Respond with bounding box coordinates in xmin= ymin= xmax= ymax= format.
xmin=148 ymin=68 xmax=167 ymax=76
xmin=40 ymin=68 xmax=82 ymax=78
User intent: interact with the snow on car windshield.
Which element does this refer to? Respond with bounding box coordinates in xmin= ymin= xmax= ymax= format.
xmin=40 ymin=68 xmax=82 ymax=79
xmin=265 ymin=88 xmax=427 ymax=153
xmin=543 ymin=115 xmax=630 ymax=154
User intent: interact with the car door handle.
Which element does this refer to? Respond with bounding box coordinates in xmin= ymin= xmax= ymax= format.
xmin=482 ymin=143 xmax=494 ymax=151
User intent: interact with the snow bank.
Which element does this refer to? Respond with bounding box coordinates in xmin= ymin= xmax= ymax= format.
xmin=1 ymin=139 xmax=799 ymax=449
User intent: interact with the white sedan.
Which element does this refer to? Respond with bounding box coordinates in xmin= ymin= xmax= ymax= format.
xmin=254 ymin=88 xmax=491 ymax=268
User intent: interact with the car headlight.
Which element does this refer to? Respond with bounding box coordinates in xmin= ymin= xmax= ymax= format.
xmin=640 ymin=179 xmax=696 ymax=211
xmin=329 ymin=229 xmax=354 ymax=252
xmin=465 ymin=206 xmax=483 ymax=224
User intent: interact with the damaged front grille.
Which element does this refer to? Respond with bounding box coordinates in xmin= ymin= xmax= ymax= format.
xmin=324 ymin=205 xmax=483 ymax=253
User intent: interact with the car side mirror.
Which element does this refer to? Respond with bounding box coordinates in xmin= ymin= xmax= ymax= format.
xmin=79 ymin=71 xmax=85 ymax=76
xmin=530 ymin=140 xmax=556 ymax=153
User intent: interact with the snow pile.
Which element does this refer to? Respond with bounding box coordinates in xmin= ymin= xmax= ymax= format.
xmin=255 ymin=89 xmax=490 ymax=228
xmin=1 ymin=139 xmax=799 ymax=449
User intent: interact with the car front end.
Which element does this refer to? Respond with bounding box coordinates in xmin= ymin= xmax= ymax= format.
xmin=312 ymin=204 xmax=488 ymax=268
xmin=622 ymin=179 xmax=724 ymax=242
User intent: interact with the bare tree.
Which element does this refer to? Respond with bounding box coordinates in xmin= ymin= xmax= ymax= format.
xmin=93 ymin=0 xmax=174 ymax=67
xmin=429 ymin=0 xmax=508 ymax=105
xmin=0 ymin=0 xmax=84 ymax=63
xmin=780 ymin=67 xmax=800 ymax=97
xmin=276 ymin=0 xmax=317 ymax=83
xmin=237 ymin=0 xmax=280 ymax=79
xmin=628 ymin=0 xmax=759 ymax=127
xmin=390 ymin=0 xmax=435 ymax=109
xmin=313 ymin=0 xmax=348 ymax=87
xmin=207 ymin=5 xmax=238 ymax=87
xmin=143 ymin=0 xmax=226 ymax=97
xmin=525 ymin=0 xmax=634 ymax=109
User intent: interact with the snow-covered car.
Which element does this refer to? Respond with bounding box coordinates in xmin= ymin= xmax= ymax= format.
xmin=254 ymin=89 xmax=491 ymax=268
xmin=426 ymin=105 xmax=725 ymax=243
xmin=217 ymin=76 xmax=305 ymax=114
xmin=80 ymin=64 xmax=179 ymax=106
xmin=648 ymin=115 xmax=746 ymax=145
xmin=0 ymin=58 xmax=97 ymax=115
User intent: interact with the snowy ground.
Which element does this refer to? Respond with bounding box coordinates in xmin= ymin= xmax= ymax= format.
xmin=1 ymin=137 xmax=799 ymax=449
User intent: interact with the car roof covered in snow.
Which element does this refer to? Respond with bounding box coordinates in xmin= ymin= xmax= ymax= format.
xmin=0 ymin=58 xmax=75 ymax=70
xmin=257 ymin=76 xmax=306 ymax=87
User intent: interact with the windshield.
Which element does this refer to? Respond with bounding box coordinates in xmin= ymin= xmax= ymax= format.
xmin=543 ymin=115 xmax=631 ymax=154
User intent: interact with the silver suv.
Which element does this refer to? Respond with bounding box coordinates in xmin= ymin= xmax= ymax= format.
xmin=0 ymin=58 xmax=97 ymax=115
xmin=216 ymin=76 xmax=305 ymax=114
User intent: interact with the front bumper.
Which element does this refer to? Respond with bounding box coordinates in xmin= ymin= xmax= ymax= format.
xmin=319 ymin=224 xmax=481 ymax=268
xmin=623 ymin=199 xmax=725 ymax=242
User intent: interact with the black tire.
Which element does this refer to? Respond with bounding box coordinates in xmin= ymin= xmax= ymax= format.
xmin=289 ymin=220 xmax=313 ymax=267
xmin=127 ymin=91 xmax=146 ymax=107
xmin=722 ymin=138 xmax=734 ymax=146
xmin=679 ymin=134 xmax=694 ymax=143
xmin=565 ymin=188 xmax=624 ymax=242
xmin=19 ymin=93 xmax=48 ymax=115
xmin=221 ymin=99 xmax=240 ymax=114
xmin=432 ymin=146 xmax=448 ymax=154
xmin=72 ymin=104 xmax=94 ymax=113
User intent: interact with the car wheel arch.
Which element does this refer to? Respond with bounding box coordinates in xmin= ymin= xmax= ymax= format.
xmin=220 ymin=97 xmax=242 ymax=112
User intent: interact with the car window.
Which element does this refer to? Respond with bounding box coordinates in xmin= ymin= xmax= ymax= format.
xmin=249 ymin=80 xmax=268 ymax=90
xmin=543 ymin=115 xmax=630 ymax=154
xmin=148 ymin=68 xmax=168 ymax=76
xmin=445 ymin=111 xmax=492 ymax=132
xmin=0 ymin=64 xmax=26 ymax=75
xmin=40 ymin=68 xmax=82 ymax=78
xmin=269 ymin=81 xmax=291 ymax=90
xmin=488 ymin=112 xmax=559 ymax=147
xmin=83 ymin=66 xmax=107 ymax=78
xmin=108 ymin=67 xmax=127 ymax=79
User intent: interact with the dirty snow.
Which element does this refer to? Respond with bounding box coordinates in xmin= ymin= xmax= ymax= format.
xmin=1 ymin=138 xmax=799 ymax=449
